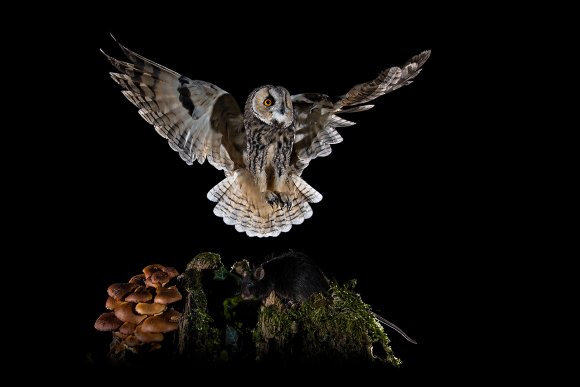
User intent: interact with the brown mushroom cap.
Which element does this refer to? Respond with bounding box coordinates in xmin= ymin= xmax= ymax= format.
xmin=163 ymin=308 xmax=182 ymax=322
xmin=134 ymin=325 xmax=164 ymax=343
xmin=144 ymin=277 xmax=157 ymax=289
xmin=150 ymin=270 xmax=170 ymax=285
xmin=98 ymin=265 xmax=182 ymax=350
xmin=124 ymin=286 xmax=153 ymax=303
xmin=95 ymin=312 xmax=123 ymax=331
xmin=135 ymin=302 xmax=166 ymax=315
xmin=105 ymin=296 xmax=124 ymax=310
xmin=107 ymin=283 xmax=138 ymax=300
xmin=129 ymin=274 xmax=146 ymax=284
xmin=119 ymin=322 xmax=137 ymax=335
xmin=140 ymin=315 xmax=179 ymax=333
xmin=114 ymin=302 xmax=148 ymax=325
xmin=123 ymin=335 xmax=142 ymax=347
xmin=143 ymin=264 xmax=166 ymax=278
xmin=154 ymin=286 xmax=182 ymax=304
xmin=163 ymin=266 xmax=179 ymax=280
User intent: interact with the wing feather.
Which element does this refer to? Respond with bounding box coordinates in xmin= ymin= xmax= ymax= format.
xmin=337 ymin=50 xmax=431 ymax=108
xmin=291 ymin=50 xmax=430 ymax=174
xmin=102 ymin=38 xmax=244 ymax=172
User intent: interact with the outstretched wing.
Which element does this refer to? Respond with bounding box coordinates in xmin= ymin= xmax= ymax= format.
xmin=102 ymin=36 xmax=245 ymax=172
xmin=290 ymin=50 xmax=431 ymax=174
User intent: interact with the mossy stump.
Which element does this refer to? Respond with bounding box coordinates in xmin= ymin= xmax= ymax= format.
xmin=97 ymin=253 xmax=404 ymax=367
xmin=253 ymin=280 xmax=401 ymax=366
xmin=177 ymin=252 xmax=223 ymax=362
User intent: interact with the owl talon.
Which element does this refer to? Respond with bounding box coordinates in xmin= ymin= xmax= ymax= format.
xmin=264 ymin=191 xmax=292 ymax=209
xmin=264 ymin=191 xmax=279 ymax=208
xmin=277 ymin=192 xmax=293 ymax=210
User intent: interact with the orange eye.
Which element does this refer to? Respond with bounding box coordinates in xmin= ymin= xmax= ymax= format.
xmin=263 ymin=98 xmax=273 ymax=107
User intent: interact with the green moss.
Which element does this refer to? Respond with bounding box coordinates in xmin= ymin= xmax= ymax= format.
xmin=254 ymin=295 xmax=296 ymax=357
xmin=253 ymin=280 xmax=402 ymax=366
xmin=185 ymin=252 xmax=222 ymax=271
xmin=213 ymin=265 xmax=229 ymax=280
xmin=107 ymin=254 xmax=404 ymax=367
xmin=178 ymin=253 xmax=223 ymax=361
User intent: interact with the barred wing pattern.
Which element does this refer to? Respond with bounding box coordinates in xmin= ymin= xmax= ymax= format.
xmin=104 ymin=38 xmax=429 ymax=237
xmin=291 ymin=50 xmax=431 ymax=174
xmin=102 ymin=38 xmax=245 ymax=172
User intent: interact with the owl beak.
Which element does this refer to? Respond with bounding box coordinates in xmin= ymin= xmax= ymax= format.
xmin=270 ymin=86 xmax=293 ymax=127
xmin=272 ymin=111 xmax=292 ymax=127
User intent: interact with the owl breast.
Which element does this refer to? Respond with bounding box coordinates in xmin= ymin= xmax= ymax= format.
xmin=262 ymin=130 xmax=295 ymax=178
xmin=243 ymin=85 xmax=296 ymax=197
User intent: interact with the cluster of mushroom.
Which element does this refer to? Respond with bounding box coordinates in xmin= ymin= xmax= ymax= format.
xmin=95 ymin=264 xmax=183 ymax=353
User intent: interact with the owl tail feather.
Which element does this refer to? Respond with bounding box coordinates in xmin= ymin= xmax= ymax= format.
xmin=207 ymin=170 xmax=322 ymax=237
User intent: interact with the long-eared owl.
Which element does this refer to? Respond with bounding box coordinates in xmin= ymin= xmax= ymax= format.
xmin=102 ymin=36 xmax=430 ymax=237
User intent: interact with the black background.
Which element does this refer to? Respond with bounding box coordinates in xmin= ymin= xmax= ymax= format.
xmin=52 ymin=9 xmax=469 ymax=376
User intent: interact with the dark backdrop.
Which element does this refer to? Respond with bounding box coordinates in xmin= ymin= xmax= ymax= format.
xmin=58 ymin=12 xmax=463 ymax=375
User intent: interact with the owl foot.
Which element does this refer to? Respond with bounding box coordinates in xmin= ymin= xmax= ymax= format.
xmin=277 ymin=192 xmax=293 ymax=210
xmin=264 ymin=191 xmax=293 ymax=210
xmin=264 ymin=191 xmax=279 ymax=207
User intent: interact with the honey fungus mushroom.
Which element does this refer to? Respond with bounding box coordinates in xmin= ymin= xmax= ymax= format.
xmin=105 ymin=296 xmax=123 ymax=310
xmin=119 ymin=322 xmax=137 ymax=335
xmin=154 ymin=286 xmax=182 ymax=304
xmin=143 ymin=264 xmax=179 ymax=287
xmin=129 ymin=274 xmax=146 ymax=284
xmin=125 ymin=286 xmax=153 ymax=303
xmin=107 ymin=283 xmax=138 ymax=300
xmin=140 ymin=311 xmax=179 ymax=333
xmin=114 ymin=302 xmax=147 ymax=325
xmin=95 ymin=263 xmax=182 ymax=355
xmin=134 ymin=325 xmax=164 ymax=343
xmin=135 ymin=302 xmax=166 ymax=315
xmin=143 ymin=264 xmax=165 ymax=278
xmin=95 ymin=312 xmax=123 ymax=331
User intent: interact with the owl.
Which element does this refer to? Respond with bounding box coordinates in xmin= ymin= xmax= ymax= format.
xmin=102 ymin=36 xmax=430 ymax=237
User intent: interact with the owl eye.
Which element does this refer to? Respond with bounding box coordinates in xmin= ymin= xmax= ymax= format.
xmin=263 ymin=98 xmax=273 ymax=107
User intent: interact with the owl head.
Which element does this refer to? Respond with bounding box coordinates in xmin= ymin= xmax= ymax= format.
xmin=246 ymin=85 xmax=293 ymax=128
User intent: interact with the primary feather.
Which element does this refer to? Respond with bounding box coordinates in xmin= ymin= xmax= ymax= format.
xmin=103 ymin=36 xmax=430 ymax=237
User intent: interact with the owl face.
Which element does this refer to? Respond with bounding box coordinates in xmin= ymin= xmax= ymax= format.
xmin=250 ymin=86 xmax=293 ymax=128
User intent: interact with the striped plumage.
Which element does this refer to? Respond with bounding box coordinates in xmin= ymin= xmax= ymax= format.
xmin=102 ymin=36 xmax=430 ymax=237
